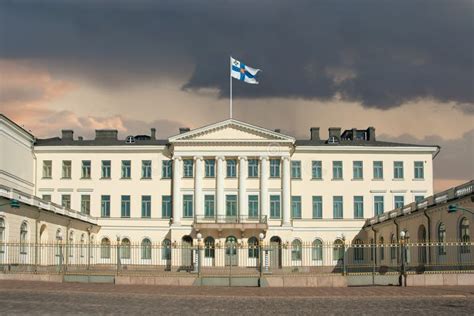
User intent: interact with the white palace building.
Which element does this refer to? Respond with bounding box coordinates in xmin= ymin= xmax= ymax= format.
xmin=0 ymin=113 xmax=440 ymax=268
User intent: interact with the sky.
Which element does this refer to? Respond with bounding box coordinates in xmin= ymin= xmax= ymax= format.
xmin=0 ymin=0 xmax=473 ymax=192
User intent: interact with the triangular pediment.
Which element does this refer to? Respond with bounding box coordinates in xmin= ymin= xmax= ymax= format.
xmin=169 ymin=119 xmax=295 ymax=143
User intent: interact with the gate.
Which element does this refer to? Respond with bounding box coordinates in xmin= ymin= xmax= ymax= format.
xmin=225 ymin=236 xmax=238 ymax=266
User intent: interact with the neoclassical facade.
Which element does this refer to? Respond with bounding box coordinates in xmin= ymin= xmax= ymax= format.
xmin=1 ymin=114 xmax=439 ymax=264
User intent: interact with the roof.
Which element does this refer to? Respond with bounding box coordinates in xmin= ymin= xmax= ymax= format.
xmin=0 ymin=114 xmax=35 ymax=139
xmin=295 ymin=139 xmax=440 ymax=148
xmin=34 ymin=138 xmax=168 ymax=146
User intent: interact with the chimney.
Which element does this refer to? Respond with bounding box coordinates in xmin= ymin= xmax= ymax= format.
xmin=95 ymin=130 xmax=118 ymax=140
xmin=78 ymin=136 xmax=83 ymax=141
xmin=351 ymin=128 xmax=357 ymax=140
xmin=179 ymin=127 xmax=190 ymax=134
xmin=150 ymin=128 xmax=156 ymax=140
xmin=310 ymin=127 xmax=320 ymax=140
xmin=274 ymin=128 xmax=281 ymax=133
xmin=61 ymin=130 xmax=74 ymax=140
xmin=367 ymin=127 xmax=376 ymax=141
xmin=328 ymin=127 xmax=341 ymax=140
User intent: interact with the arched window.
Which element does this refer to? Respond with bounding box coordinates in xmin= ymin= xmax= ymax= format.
xmin=69 ymin=231 xmax=74 ymax=258
xmin=312 ymin=239 xmax=323 ymax=261
xmin=101 ymin=238 xmax=111 ymax=259
xmin=354 ymin=239 xmax=364 ymax=261
xmin=248 ymin=237 xmax=259 ymax=259
xmin=390 ymin=234 xmax=397 ymax=260
xmin=80 ymin=234 xmax=85 ymax=258
xmin=460 ymin=218 xmax=470 ymax=254
xmin=121 ymin=238 xmax=131 ymax=259
xmin=0 ymin=218 xmax=5 ymax=254
xmin=20 ymin=222 xmax=28 ymax=254
xmin=438 ymin=223 xmax=446 ymax=255
xmin=204 ymin=237 xmax=215 ymax=258
xmin=162 ymin=239 xmax=171 ymax=260
xmin=333 ymin=239 xmax=344 ymax=261
xmin=379 ymin=237 xmax=385 ymax=261
xmin=291 ymin=239 xmax=302 ymax=261
xmin=141 ymin=238 xmax=152 ymax=260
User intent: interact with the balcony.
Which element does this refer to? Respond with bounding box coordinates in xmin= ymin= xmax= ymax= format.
xmin=193 ymin=215 xmax=268 ymax=231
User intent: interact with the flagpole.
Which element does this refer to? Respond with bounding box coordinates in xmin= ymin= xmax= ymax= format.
xmin=230 ymin=56 xmax=233 ymax=119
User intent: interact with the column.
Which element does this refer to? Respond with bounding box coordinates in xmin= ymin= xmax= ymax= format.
xmin=282 ymin=156 xmax=291 ymax=226
xmin=194 ymin=156 xmax=204 ymax=220
xmin=216 ymin=156 xmax=225 ymax=220
xmin=238 ymin=156 xmax=247 ymax=219
xmin=260 ymin=156 xmax=269 ymax=220
xmin=172 ymin=157 xmax=182 ymax=225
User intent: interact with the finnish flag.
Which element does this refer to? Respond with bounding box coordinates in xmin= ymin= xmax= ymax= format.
xmin=230 ymin=57 xmax=261 ymax=84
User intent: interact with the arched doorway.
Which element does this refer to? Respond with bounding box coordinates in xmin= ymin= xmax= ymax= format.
xmin=418 ymin=225 xmax=427 ymax=264
xmin=225 ymin=236 xmax=237 ymax=266
xmin=270 ymin=236 xmax=282 ymax=269
xmin=181 ymin=235 xmax=193 ymax=270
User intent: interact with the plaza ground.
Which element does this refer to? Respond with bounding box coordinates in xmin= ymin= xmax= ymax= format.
xmin=0 ymin=281 xmax=474 ymax=315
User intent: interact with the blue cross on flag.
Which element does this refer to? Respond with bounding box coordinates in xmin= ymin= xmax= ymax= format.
xmin=230 ymin=57 xmax=261 ymax=84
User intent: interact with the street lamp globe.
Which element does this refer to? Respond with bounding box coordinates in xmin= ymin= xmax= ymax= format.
xmin=196 ymin=233 xmax=202 ymax=241
xmin=400 ymin=231 xmax=406 ymax=239
xmin=259 ymin=233 xmax=265 ymax=240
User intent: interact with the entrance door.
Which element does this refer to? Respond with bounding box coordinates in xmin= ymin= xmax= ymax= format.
xmin=181 ymin=236 xmax=193 ymax=270
xmin=270 ymin=236 xmax=282 ymax=269
xmin=225 ymin=236 xmax=238 ymax=266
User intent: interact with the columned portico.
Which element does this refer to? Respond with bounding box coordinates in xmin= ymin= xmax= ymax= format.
xmin=194 ymin=156 xmax=204 ymax=219
xmin=282 ymin=156 xmax=291 ymax=226
xmin=216 ymin=156 xmax=225 ymax=218
xmin=260 ymin=156 xmax=269 ymax=219
xmin=238 ymin=156 xmax=247 ymax=218
xmin=172 ymin=157 xmax=182 ymax=225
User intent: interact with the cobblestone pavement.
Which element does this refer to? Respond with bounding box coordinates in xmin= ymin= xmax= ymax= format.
xmin=1 ymin=281 xmax=474 ymax=315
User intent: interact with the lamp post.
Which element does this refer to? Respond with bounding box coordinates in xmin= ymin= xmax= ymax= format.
xmin=116 ymin=235 xmax=121 ymax=275
xmin=399 ymin=230 xmax=406 ymax=287
xmin=196 ymin=233 xmax=202 ymax=277
xmin=341 ymin=234 xmax=346 ymax=276
xmin=259 ymin=233 xmax=265 ymax=279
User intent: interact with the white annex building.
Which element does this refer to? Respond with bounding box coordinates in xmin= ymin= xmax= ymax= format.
xmin=0 ymin=113 xmax=440 ymax=268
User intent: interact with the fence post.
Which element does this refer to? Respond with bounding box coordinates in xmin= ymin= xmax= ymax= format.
xmin=342 ymin=240 xmax=347 ymax=276
xmin=116 ymin=237 xmax=121 ymax=275
xmin=372 ymin=244 xmax=376 ymax=285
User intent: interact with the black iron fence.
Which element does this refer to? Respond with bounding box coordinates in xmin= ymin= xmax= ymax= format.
xmin=0 ymin=241 xmax=472 ymax=276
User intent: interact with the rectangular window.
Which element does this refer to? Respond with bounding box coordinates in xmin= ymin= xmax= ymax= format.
xmin=81 ymin=160 xmax=91 ymax=179
xmin=101 ymin=160 xmax=111 ymax=179
xmin=142 ymin=160 xmax=152 ymax=179
xmin=353 ymin=196 xmax=364 ymax=219
xmin=205 ymin=159 xmax=215 ymax=177
xmin=61 ymin=194 xmax=71 ymax=209
xmin=291 ymin=161 xmax=301 ymax=179
xmin=415 ymin=195 xmax=425 ymax=203
xmin=248 ymin=195 xmax=259 ymax=218
xmin=332 ymin=161 xmax=343 ymax=179
xmin=121 ymin=195 xmax=131 ymax=217
xmin=101 ymin=195 xmax=110 ymax=218
xmin=312 ymin=161 xmax=322 ymax=179
xmin=270 ymin=195 xmax=281 ymax=219
xmin=312 ymin=196 xmax=322 ymax=219
xmin=142 ymin=195 xmax=151 ymax=218
xmin=162 ymin=160 xmax=172 ymax=179
xmin=226 ymin=159 xmax=237 ymax=178
xmin=394 ymin=195 xmax=405 ymax=209
xmin=121 ymin=160 xmax=131 ymax=179
xmin=42 ymin=194 xmax=51 ymax=202
xmin=374 ymin=196 xmax=384 ymax=216
xmin=62 ymin=160 xmax=71 ymax=179
xmin=183 ymin=159 xmax=193 ymax=178
xmin=291 ymin=196 xmax=302 ymax=219
xmin=414 ymin=161 xmax=424 ymax=179
xmin=183 ymin=194 xmax=193 ymax=217
xmin=204 ymin=195 xmax=215 ymax=217
xmin=353 ymin=161 xmax=363 ymax=179
xmin=81 ymin=195 xmax=90 ymax=215
xmin=373 ymin=161 xmax=383 ymax=179
xmin=333 ymin=196 xmax=343 ymax=219
xmin=394 ymin=161 xmax=404 ymax=179
xmin=248 ymin=159 xmax=259 ymax=177
xmin=43 ymin=160 xmax=52 ymax=178
xmin=226 ymin=195 xmax=237 ymax=217
xmin=162 ymin=195 xmax=172 ymax=218
xmin=270 ymin=159 xmax=280 ymax=177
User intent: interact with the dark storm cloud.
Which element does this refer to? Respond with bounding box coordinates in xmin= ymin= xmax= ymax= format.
xmin=1 ymin=0 xmax=473 ymax=110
